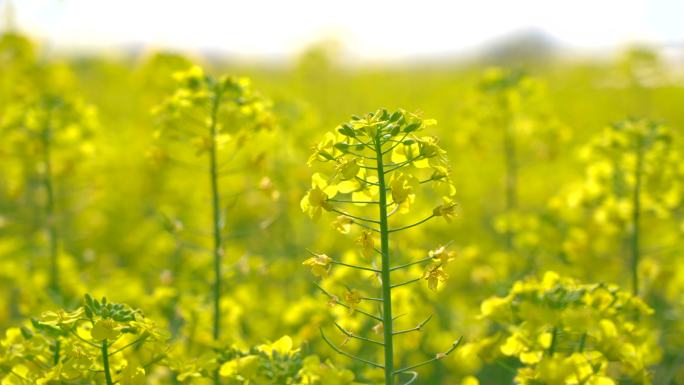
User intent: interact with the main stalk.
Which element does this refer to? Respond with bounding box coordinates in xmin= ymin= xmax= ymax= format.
xmin=101 ymin=340 xmax=114 ymax=385
xmin=630 ymin=140 xmax=643 ymax=296
xmin=41 ymin=115 xmax=59 ymax=294
xmin=208 ymin=89 xmax=223 ymax=385
xmin=374 ymin=135 xmax=394 ymax=385
xmin=502 ymin=112 xmax=517 ymax=251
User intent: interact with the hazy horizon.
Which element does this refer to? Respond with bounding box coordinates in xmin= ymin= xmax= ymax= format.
xmin=3 ymin=0 xmax=683 ymax=62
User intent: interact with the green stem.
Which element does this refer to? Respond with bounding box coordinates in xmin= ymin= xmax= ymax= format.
xmin=548 ymin=326 xmax=558 ymax=356
xmin=502 ymin=109 xmax=517 ymax=251
xmin=375 ymin=136 xmax=395 ymax=385
xmin=101 ymin=340 xmax=114 ymax=385
xmin=208 ymin=89 xmax=223 ymax=385
xmin=577 ymin=332 xmax=587 ymax=353
xmin=53 ymin=340 xmax=60 ymax=365
xmin=41 ymin=116 xmax=59 ymax=294
xmin=631 ymin=139 xmax=643 ymax=296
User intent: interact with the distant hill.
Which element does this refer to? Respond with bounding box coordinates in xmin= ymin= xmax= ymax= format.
xmin=475 ymin=28 xmax=561 ymax=66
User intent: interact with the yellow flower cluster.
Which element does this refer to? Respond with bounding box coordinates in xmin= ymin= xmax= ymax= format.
xmin=480 ymin=271 xmax=661 ymax=385
xmin=552 ymin=119 xmax=684 ymax=232
xmin=170 ymin=335 xmax=365 ymax=384
xmin=0 ymin=295 xmax=169 ymax=385
xmin=152 ymin=65 xmax=276 ymax=160
xmin=301 ymin=109 xmax=456 ymax=223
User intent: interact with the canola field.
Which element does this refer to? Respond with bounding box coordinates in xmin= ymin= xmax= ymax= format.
xmin=1 ymin=33 xmax=684 ymax=385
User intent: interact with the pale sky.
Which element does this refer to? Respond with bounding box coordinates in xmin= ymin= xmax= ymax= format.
xmin=5 ymin=0 xmax=684 ymax=60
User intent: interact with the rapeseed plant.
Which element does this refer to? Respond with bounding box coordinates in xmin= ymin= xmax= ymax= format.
xmin=302 ymin=109 xmax=462 ymax=384
xmin=153 ymin=65 xmax=275 ymax=384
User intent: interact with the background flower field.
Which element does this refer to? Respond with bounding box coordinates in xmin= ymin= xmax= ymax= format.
xmin=1 ymin=27 xmax=684 ymax=385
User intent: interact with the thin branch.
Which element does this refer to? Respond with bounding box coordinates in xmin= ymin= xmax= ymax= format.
xmin=361 ymin=296 xmax=384 ymax=302
xmin=355 ymin=176 xmax=380 ymax=187
xmin=351 ymin=220 xmax=381 ymax=233
xmin=304 ymin=249 xmax=381 ymax=273
xmin=358 ymin=139 xmax=378 ymax=153
xmin=304 ymin=249 xmax=380 ymax=273
xmin=386 ymin=202 xmax=401 ymax=218
xmin=328 ymin=198 xmax=380 ymax=205
xmin=331 ymin=208 xmax=381 ymax=224
xmin=389 ymin=214 xmax=436 ymax=233
xmin=397 ymin=371 xmax=419 ymax=385
xmin=391 ymin=240 xmax=455 ymax=272
xmin=390 ymin=256 xmax=433 ymax=272
xmin=70 ymin=329 xmax=99 ymax=347
xmin=393 ymin=314 xmax=434 ymax=336
xmin=393 ymin=336 xmax=464 ymax=374
xmin=110 ymin=335 xmax=149 ymax=356
xmin=320 ymin=328 xmax=385 ymax=369
xmin=391 ymin=278 xmax=421 ymax=289
xmin=313 ymin=282 xmax=383 ymax=322
xmin=338 ymin=148 xmax=376 ymax=160
xmin=331 ymin=261 xmax=381 ymax=274
xmin=384 ymin=155 xmax=424 ymax=174
xmin=359 ymin=164 xmax=379 ymax=170
xmin=382 ymin=132 xmax=410 ymax=154
xmin=333 ymin=322 xmax=385 ymax=346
